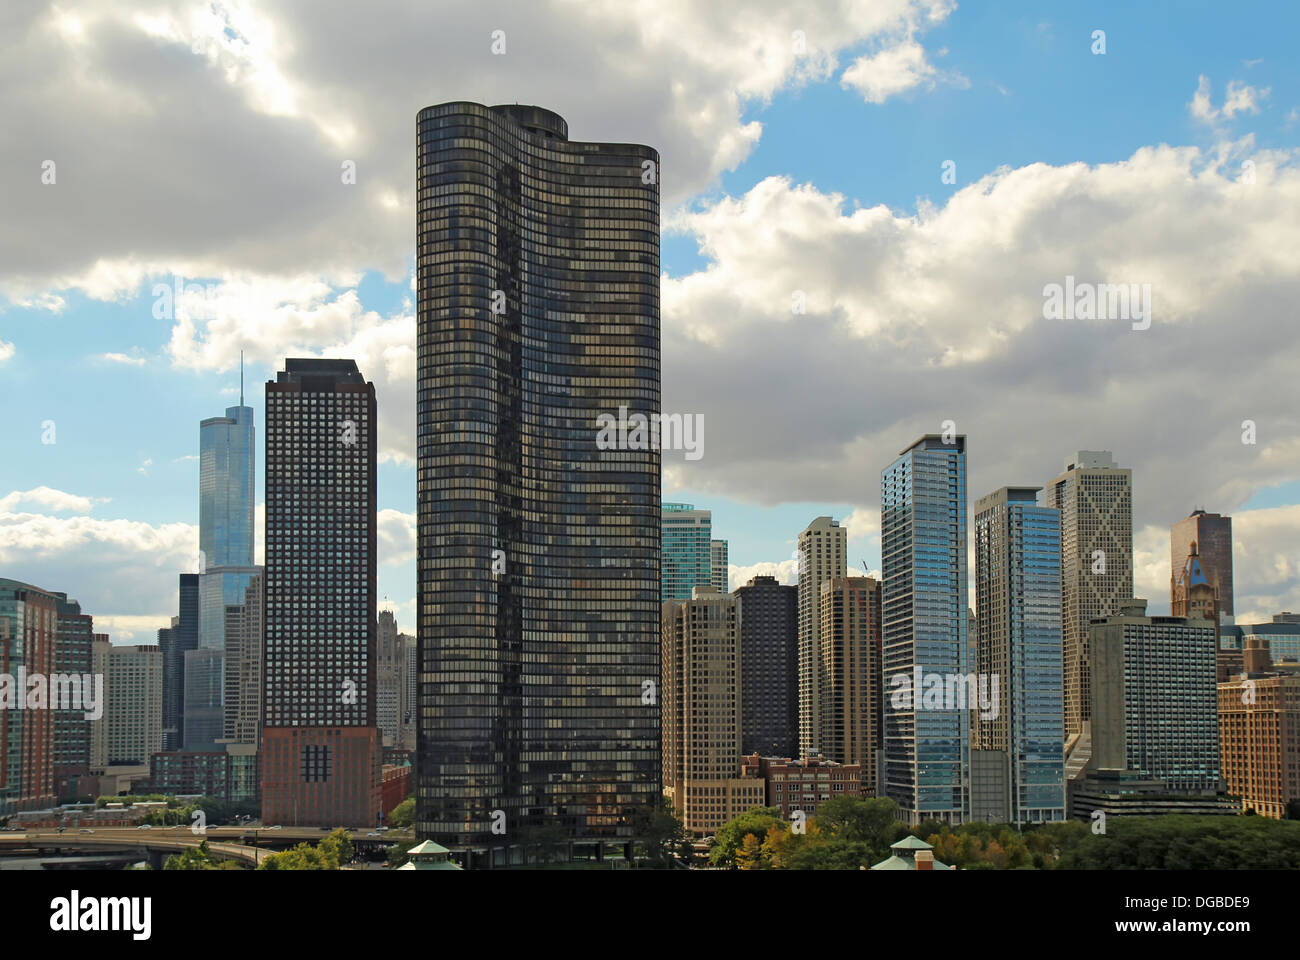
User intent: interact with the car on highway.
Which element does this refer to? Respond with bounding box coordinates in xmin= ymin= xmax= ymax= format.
xmin=268 ymin=824 xmax=282 ymax=830
xmin=137 ymin=824 xmax=153 ymax=830
xmin=79 ymin=828 xmax=94 ymax=833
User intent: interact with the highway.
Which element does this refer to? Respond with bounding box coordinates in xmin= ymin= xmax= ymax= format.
xmin=0 ymin=826 xmax=411 ymax=868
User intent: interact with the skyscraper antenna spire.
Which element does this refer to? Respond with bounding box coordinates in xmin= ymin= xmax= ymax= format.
xmin=240 ymin=350 xmax=244 ymax=406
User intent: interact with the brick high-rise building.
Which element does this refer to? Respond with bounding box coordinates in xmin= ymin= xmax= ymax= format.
xmin=734 ymin=575 xmax=797 ymax=758
xmin=817 ymin=576 xmax=880 ymax=793
xmin=262 ymin=358 xmax=380 ymax=828
xmin=662 ymin=587 xmax=765 ymax=835
xmin=797 ymin=517 xmax=846 ymax=758
xmin=1171 ymin=510 xmax=1233 ymax=617
xmin=1219 ymin=641 xmax=1300 ymax=820
xmin=1045 ymin=451 xmax=1133 ymax=739
xmin=0 ymin=579 xmax=59 ymax=815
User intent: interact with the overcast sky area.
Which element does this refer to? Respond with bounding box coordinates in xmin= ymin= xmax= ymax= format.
xmin=2 ymin=0 xmax=1298 ymax=640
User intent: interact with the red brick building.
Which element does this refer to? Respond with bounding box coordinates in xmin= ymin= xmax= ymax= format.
xmin=740 ymin=754 xmax=862 ymax=819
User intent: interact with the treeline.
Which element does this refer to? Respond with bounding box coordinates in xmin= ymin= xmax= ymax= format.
xmin=710 ymin=798 xmax=1300 ymax=870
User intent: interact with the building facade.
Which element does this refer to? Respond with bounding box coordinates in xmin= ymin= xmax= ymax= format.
xmin=376 ymin=609 xmax=402 ymax=748
xmin=262 ymin=358 xmax=380 ymax=828
xmin=161 ymin=573 xmax=199 ymax=751
xmin=53 ymin=593 xmax=95 ymax=800
xmin=972 ymin=486 xmax=1066 ymax=824
xmin=817 ymin=576 xmax=880 ymax=792
xmin=1171 ymin=509 xmax=1233 ymax=617
xmin=734 ymin=575 xmax=798 ymax=758
xmin=741 ymin=753 xmax=861 ymax=819
xmin=416 ymin=102 xmax=660 ymax=859
xmin=0 ymin=579 xmax=59 ymax=814
xmin=662 ymin=503 xmax=712 ymax=601
xmin=1045 ymin=451 xmax=1133 ymax=739
xmin=222 ymin=573 xmax=263 ymax=746
xmin=103 ymin=644 xmax=164 ymax=766
xmin=1088 ymin=600 xmax=1219 ymax=793
xmin=881 ymin=436 xmax=969 ymax=825
xmin=711 ymin=539 xmax=729 ymax=593
xmin=662 ymin=588 xmax=765 ymax=834
xmin=1219 ymin=665 xmax=1300 ymax=819
xmin=797 ymin=517 xmax=846 ymax=759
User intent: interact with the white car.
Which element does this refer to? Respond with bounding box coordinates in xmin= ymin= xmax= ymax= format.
xmin=137 ymin=824 xmax=153 ymax=830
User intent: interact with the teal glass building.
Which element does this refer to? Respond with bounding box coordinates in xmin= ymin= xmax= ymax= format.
xmin=662 ymin=503 xmax=712 ymax=601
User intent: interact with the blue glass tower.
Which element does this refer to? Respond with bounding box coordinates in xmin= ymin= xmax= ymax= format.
xmin=881 ymin=435 xmax=969 ymax=824
xmin=188 ymin=370 xmax=258 ymax=750
xmin=197 ymin=386 xmax=257 ymax=649
xmin=973 ymin=486 xmax=1065 ymax=824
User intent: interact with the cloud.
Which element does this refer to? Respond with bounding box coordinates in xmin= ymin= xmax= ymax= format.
xmin=841 ymin=37 xmax=967 ymax=103
xmin=656 ymin=141 xmax=1300 ymax=563
xmin=1190 ymin=75 xmax=1270 ymax=126
xmin=137 ymin=457 xmax=153 ymax=475
xmin=377 ymin=508 xmax=417 ymax=567
xmin=0 ymin=0 xmax=955 ymax=305
xmin=0 ymin=502 xmax=197 ymax=627
xmin=0 ymin=340 xmax=13 ymax=363
xmin=100 ymin=351 xmax=147 ymax=365
xmin=0 ymin=487 xmax=108 ymax=514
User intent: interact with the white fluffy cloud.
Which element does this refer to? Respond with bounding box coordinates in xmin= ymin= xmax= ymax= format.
xmin=659 ymin=142 xmax=1300 ymax=534
xmin=0 ymin=0 xmax=955 ymax=305
xmin=1190 ymin=75 xmax=1270 ymax=126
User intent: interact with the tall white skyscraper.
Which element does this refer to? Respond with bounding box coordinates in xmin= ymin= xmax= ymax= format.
xmin=1045 ymin=451 xmax=1133 ymax=739
xmin=797 ymin=517 xmax=846 ymax=758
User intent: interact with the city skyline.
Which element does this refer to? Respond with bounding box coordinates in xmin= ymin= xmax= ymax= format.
xmin=3 ymin=3 xmax=1299 ymax=640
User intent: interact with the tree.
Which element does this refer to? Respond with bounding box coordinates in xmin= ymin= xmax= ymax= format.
xmin=710 ymin=807 xmax=786 ymax=868
xmin=387 ymin=797 xmax=415 ymax=830
xmin=630 ymin=799 xmax=686 ymax=865
xmin=736 ymin=833 xmax=766 ymax=870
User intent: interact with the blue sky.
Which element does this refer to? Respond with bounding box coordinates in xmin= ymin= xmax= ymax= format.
xmin=2 ymin=0 xmax=1299 ymax=637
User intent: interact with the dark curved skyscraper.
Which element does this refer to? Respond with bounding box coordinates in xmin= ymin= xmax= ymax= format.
xmin=416 ymin=102 xmax=660 ymax=862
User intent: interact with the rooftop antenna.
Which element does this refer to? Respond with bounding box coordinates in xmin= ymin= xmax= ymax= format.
xmin=240 ymin=349 xmax=244 ymax=406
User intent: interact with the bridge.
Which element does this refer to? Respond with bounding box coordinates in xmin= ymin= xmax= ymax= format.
xmin=0 ymin=826 xmax=410 ymax=869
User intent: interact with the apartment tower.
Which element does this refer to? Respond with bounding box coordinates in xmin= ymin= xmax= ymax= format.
xmin=416 ymin=103 xmax=660 ymax=861
xmin=262 ymin=358 xmax=380 ymax=827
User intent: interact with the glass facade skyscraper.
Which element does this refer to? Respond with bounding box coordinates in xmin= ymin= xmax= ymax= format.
xmin=881 ymin=435 xmax=969 ymax=824
xmin=973 ymin=486 xmax=1065 ymax=823
xmin=190 ymin=400 xmax=258 ymax=750
xmin=662 ymin=503 xmax=712 ymax=601
xmin=197 ymin=402 xmax=258 ymax=653
xmin=416 ymin=102 xmax=660 ymax=861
